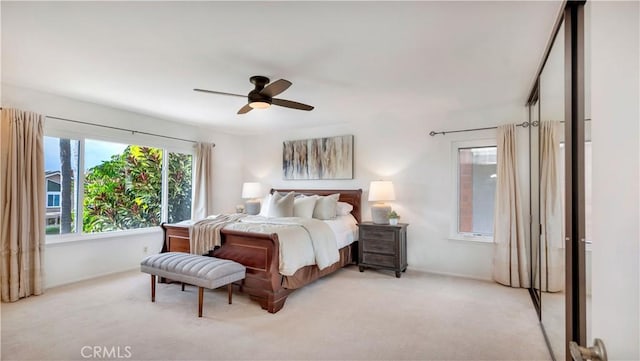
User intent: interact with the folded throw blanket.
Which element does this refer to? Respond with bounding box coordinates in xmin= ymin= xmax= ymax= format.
xmin=190 ymin=214 xmax=247 ymax=255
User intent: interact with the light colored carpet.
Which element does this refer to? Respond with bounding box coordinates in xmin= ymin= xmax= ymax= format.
xmin=1 ymin=266 xmax=551 ymax=361
xmin=540 ymin=291 xmax=565 ymax=361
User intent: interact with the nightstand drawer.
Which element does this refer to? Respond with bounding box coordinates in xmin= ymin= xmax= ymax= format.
xmin=361 ymin=238 xmax=395 ymax=255
xmin=360 ymin=227 xmax=396 ymax=241
xmin=361 ymin=252 xmax=395 ymax=267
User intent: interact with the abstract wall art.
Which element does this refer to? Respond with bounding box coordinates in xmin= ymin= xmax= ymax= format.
xmin=282 ymin=135 xmax=353 ymax=180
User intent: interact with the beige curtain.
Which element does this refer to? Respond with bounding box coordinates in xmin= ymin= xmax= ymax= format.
xmin=0 ymin=108 xmax=46 ymax=302
xmin=539 ymin=120 xmax=564 ymax=292
xmin=493 ymin=124 xmax=530 ymax=288
xmin=191 ymin=142 xmax=215 ymax=220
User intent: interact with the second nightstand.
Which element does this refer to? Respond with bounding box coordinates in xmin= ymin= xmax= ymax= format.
xmin=358 ymin=222 xmax=408 ymax=278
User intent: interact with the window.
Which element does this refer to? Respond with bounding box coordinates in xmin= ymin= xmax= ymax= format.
xmin=47 ymin=180 xmax=61 ymax=192
xmin=83 ymin=140 xmax=163 ymax=233
xmin=44 ymin=135 xmax=193 ymax=238
xmin=47 ymin=193 xmax=61 ymax=207
xmin=452 ymin=142 xmax=497 ymax=240
xmin=167 ymin=152 xmax=193 ymax=223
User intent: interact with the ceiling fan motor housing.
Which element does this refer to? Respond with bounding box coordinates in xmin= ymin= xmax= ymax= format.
xmin=250 ymin=75 xmax=270 ymax=88
xmin=248 ymin=90 xmax=272 ymax=105
xmin=249 ymin=76 xmax=272 ymax=106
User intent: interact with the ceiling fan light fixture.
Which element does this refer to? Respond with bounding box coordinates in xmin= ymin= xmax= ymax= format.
xmin=249 ymin=101 xmax=271 ymax=109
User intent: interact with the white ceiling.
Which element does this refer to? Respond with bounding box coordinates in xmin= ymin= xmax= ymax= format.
xmin=1 ymin=1 xmax=561 ymax=135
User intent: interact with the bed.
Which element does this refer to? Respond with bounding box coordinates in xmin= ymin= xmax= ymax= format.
xmin=161 ymin=188 xmax=362 ymax=313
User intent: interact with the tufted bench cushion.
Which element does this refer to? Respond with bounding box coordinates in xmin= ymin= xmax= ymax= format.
xmin=141 ymin=252 xmax=246 ymax=317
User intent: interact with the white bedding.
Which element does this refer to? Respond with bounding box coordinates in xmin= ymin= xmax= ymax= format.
xmin=221 ymin=215 xmax=358 ymax=276
xmin=323 ymin=214 xmax=359 ymax=249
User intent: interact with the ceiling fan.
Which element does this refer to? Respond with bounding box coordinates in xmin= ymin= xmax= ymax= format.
xmin=194 ymin=76 xmax=314 ymax=115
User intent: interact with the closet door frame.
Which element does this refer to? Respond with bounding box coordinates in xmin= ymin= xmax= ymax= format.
xmin=528 ymin=86 xmax=541 ymax=319
xmin=526 ymin=1 xmax=587 ymax=360
xmin=563 ymin=1 xmax=587 ymax=352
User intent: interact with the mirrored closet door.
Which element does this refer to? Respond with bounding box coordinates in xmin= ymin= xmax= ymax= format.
xmin=538 ymin=18 xmax=567 ymax=361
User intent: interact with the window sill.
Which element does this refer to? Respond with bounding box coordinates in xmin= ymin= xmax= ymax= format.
xmin=448 ymin=234 xmax=494 ymax=244
xmin=45 ymin=226 xmax=162 ymax=246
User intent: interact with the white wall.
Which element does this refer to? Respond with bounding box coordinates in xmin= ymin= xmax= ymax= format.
xmin=1 ymin=84 xmax=245 ymax=287
xmin=590 ymin=2 xmax=640 ymax=359
xmin=241 ymin=103 xmax=529 ymax=280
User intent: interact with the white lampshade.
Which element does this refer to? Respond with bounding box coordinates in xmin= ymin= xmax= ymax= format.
xmin=368 ymin=180 xmax=395 ymax=224
xmin=368 ymin=181 xmax=396 ymax=202
xmin=241 ymin=182 xmax=262 ymax=199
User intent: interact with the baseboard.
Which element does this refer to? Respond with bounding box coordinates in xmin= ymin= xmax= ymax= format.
xmin=45 ymin=267 xmax=139 ymax=289
xmin=407 ymin=267 xmax=493 ymax=282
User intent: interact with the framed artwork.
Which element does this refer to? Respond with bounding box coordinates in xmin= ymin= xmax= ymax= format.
xmin=282 ymin=135 xmax=353 ymax=180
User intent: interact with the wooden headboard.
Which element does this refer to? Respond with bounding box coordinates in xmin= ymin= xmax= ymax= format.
xmin=271 ymin=188 xmax=363 ymax=223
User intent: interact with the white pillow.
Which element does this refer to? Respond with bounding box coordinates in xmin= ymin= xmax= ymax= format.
xmin=258 ymin=194 xmax=272 ymax=216
xmin=336 ymin=201 xmax=354 ymax=216
xmin=267 ymin=191 xmax=295 ymax=217
xmin=312 ymin=193 xmax=340 ymax=220
xmin=293 ymin=195 xmax=318 ymax=218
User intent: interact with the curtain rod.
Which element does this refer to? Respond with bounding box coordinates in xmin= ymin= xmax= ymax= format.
xmin=429 ymin=118 xmax=592 ymax=137
xmin=1 ymin=107 xmax=210 ymax=145
xmin=429 ymin=121 xmax=534 ymax=136
xmin=46 ymin=115 xmax=207 ymax=145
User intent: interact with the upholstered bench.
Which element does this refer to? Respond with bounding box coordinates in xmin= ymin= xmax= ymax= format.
xmin=140 ymin=252 xmax=246 ymax=317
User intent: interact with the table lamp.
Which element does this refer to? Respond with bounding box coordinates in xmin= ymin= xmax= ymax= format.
xmin=368 ymin=180 xmax=395 ymax=224
xmin=241 ymin=182 xmax=262 ymax=215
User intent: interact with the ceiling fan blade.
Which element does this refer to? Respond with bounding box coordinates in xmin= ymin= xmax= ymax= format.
xmin=237 ymin=104 xmax=253 ymax=114
xmin=272 ymin=98 xmax=314 ymax=111
xmin=194 ymin=88 xmax=246 ymax=98
xmin=260 ymin=79 xmax=292 ymax=98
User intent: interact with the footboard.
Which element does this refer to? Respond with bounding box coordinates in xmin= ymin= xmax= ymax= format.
xmin=214 ymin=229 xmax=291 ymax=313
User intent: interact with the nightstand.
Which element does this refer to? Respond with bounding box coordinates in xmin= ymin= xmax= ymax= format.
xmin=358 ymin=222 xmax=408 ymax=278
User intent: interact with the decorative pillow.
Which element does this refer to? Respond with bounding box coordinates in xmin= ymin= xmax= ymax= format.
xmin=293 ymin=195 xmax=318 ymax=218
xmin=336 ymin=201 xmax=354 ymax=216
xmin=312 ymin=193 xmax=340 ymax=220
xmin=258 ymin=194 xmax=272 ymax=216
xmin=267 ymin=191 xmax=295 ymax=217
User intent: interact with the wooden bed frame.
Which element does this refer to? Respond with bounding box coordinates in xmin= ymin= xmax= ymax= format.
xmin=161 ymin=188 xmax=362 ymax=313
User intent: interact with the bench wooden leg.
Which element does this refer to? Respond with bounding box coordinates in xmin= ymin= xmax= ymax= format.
xmin=150 ymin=275 xmax=156 ymax=302
xmin=228 ymin=284 xmax=233 ymax=304
xmin=181 ymin=283 xmax=185 ymax=292
xmin=198 ymin=287 xmax=204 ymax=317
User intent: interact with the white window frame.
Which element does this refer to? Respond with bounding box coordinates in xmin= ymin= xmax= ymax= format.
xmin=449 ymin=138 xmax=496 ymax=243
xmin=44 ymin=129 xmax=195 ymax=243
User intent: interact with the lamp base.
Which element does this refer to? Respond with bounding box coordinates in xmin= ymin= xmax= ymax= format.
xmin=245 ymin=200 xmax=261 ymax=215
xmin=371 ymin=205 xmax=391 ymax=224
